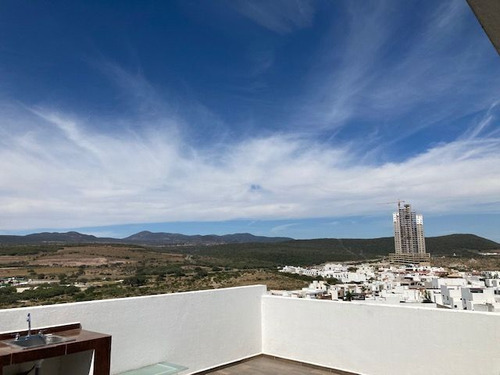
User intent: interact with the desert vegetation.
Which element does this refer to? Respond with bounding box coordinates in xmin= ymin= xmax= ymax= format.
xmin=1 ymin=234 xmax=498 ymax=308
xmin=0 ymin=244 xmax=317 ymax=308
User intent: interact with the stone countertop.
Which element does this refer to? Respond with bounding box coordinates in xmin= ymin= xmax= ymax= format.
xmin=0 ymin=323 xmax=111 ymax=375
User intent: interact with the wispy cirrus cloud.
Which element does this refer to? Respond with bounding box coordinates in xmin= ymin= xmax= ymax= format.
xmin=297 ymin=1 xmax=392 ymax=129
xmin=271 ymin=223 xmax=298 ymax=234
xmin=459 ymin=101 xmax=500 ymax=141
xmin=0 ymin=1 xmax=498 ymax=237
xmin=228 ymin=0 xmax=315 ymax=34
xmin=0 ymin=98 xmax=498 ymax=231
xmin=295 ymin=0 xmax=500 ymax=149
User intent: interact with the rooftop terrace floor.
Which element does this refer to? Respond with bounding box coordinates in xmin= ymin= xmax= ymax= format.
xmin=201 ymin=355 xmax=355 ymax=375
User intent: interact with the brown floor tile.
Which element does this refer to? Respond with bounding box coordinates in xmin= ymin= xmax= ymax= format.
xmin=203 ymin=356 xmax=355 ymax=375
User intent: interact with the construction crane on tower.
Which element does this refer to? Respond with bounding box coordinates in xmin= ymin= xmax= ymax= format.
xmin=377 ymin=200 xmax=406 ymax=209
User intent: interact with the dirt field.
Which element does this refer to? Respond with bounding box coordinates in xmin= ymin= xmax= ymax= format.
xmin=0 ymin=244 xmax=310 ymax=308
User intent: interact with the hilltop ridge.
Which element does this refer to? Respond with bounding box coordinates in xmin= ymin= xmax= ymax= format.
xmin=0 ymin=231 xmax=293 ymax=246
xmin=0 ymin=232 xmax=498 ymax=262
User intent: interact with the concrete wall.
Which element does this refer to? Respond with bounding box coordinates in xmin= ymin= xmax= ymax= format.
xmin=262 ymin=295 xmax=500 ymax=375
xmin=0 ymin=285 xmax=266 ymax=374
xmin=2 ymin=287 xmax=499 ymax=375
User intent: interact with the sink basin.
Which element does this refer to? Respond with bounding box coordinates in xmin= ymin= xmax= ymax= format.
xmin=4 ymin=334 xmax=75 ymax=349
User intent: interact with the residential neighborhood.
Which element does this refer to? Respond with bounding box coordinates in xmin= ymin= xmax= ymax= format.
xmin=277 ymin=263 xmax=500 ymax=312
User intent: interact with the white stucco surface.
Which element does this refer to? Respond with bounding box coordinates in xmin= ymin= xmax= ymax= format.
xmin=0 ymin=285 xmax=266 ymax=374
xmin=261 ymin=295 xmax=500 ymax=375
xmin=2 ymin=287 xmax=500 ymax=375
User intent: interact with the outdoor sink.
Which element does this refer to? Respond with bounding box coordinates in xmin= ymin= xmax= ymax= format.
xmin=0 ymin=323 xmax=112 ymax=375
xmin=4 ymin=333 xmax=75 ymax=349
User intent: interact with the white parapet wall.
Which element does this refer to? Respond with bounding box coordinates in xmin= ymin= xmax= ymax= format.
xmin=2 ymin=287 xmax=500 ymax=375
xmin=262 ymin=295 xmax=500 ymax=375
xmin=0 ymin=285 xmax=267 ymax=374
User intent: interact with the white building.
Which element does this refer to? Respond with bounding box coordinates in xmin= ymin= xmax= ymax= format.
xmin=441 ymin=285 xmax=463 ymax=309
xmin=428 ymin=277 xmax=467 ymax=289
xmin=485 ymin=279 xmax=500 ymax=288
xmin=461 ymin=287 xmax=497 ymax=311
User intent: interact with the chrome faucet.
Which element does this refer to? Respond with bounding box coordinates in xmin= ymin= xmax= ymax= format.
xmin=27 ymin=313 xmax=32 ymax=337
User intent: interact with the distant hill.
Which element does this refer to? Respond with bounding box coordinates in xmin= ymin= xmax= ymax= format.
xmin=122 ymin=231 xmax=292 ymax=245
xmin=426 ymin=234 xmax=500 ymax=255
xmin=0 ymin=232 xmax=497 ymax=266
xmin=0 ymin=231 xmax=116 ymax=245
xmin=166 ymin=234 xmax=500 ymax=267
xmin=0 ymin=231 xmax=292 ymax=246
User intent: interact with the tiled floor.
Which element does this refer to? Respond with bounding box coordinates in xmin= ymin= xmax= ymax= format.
xmin=202 ymin=356 xmax=354 ymax=375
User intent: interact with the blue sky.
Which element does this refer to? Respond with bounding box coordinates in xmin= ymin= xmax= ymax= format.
xmin=1 ymin=1 xmax=499 ymax=241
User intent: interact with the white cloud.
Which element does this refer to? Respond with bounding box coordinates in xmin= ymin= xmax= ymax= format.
xmin=1 ymin=2 xmax=498 ymax=233
xmin=228 ymin=0 xmax=315 ymax=34
xmin=295 ymin=0 xmax=500 ymax=139
xmin=0 ymin=102 xmax=498 ymax=231
xmin=271 ymin=223 xmax=298 ymax=234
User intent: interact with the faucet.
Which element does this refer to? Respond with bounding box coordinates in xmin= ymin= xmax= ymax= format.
xmin=27 ymin=313 xmax=32 ymax=337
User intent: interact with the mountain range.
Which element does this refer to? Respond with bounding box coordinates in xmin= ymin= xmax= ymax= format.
xmin=0 ymin=231 xmax=292 ymax=246
xmin=0 ymin=232 xmax=498 ymax=264
xmin=0 ymin=231 xmax=498 ymax=252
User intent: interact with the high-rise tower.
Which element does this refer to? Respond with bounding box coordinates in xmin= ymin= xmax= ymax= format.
xmin=389 ymin=202 xmax=429 ymax=265
xmin=393 ymin=203 xmax=426 ymax=254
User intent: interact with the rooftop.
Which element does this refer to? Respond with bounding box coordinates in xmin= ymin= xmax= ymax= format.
xmin=0 ymin=285 xmax=499 ymax=375
xmin=201 ymin=355 xmax=351 ymax=375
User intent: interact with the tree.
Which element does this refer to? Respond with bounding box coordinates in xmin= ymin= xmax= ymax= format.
xmin=344 ymin=291 xmax=353 ymax=301
xmin=422 ymin=290 xmax=433 ymax=303
xmin=123 ymin=275 xmax=148 ymax=287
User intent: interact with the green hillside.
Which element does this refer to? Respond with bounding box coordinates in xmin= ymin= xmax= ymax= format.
xmin=167 ymin=234 xmax=499 ymax=267
xmin=426 ymin=234 xmax=500 ymax=255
